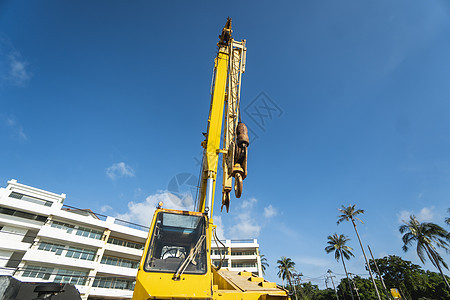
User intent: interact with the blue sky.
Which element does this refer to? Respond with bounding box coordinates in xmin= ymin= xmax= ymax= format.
xmin=1 ymin=0 xmax=450 ymax=287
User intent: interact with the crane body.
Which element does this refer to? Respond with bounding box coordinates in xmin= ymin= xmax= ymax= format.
xmin=132 ymin=19 xmax=288 ymax=300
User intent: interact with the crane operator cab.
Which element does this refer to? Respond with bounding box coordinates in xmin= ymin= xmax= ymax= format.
xmin=145 ymin=211 xmax=207 ymax=277
xmin=133 ymin=208 xmax=213 ymax=300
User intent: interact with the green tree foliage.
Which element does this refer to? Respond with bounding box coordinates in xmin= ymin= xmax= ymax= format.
xmin=369 ymin=255 xmax=424 ymax=298
xmin=260 ymin=254 xmax=269 ymax=275
xmin=369 ymin=255 xmax=450 ymax=299
xmin=325 ymin=233 xmax=355 ymax=300
xmin=338 ymin=276 xmax=385 ymax=300
xmin=399 ymin=215 xmax=450 ymax=290
xmin=277 ymin=256 xmax=296 ymax=287
xmin=289 ymin=281 xmax=337 ymax=300
xmin=337 ymin=204 xmax=382 ymax=299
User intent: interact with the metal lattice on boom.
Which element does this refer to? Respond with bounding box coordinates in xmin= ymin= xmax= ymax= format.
xmin=197 ymin=17 xmax=249 ymax=216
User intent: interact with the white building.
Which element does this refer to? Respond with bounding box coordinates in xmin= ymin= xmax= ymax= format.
xmin=211 ymin=239 xmax=262 ymax=276
xmin=0 ymin=179 xmax=262 ymax=299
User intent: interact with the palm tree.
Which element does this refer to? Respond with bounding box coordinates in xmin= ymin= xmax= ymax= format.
xmin=260 ymin=254 xmax=269 ymax=275
xmin=446 ymin=208 xmax=449 ymax=226
xmin=325 ymin=233 xmax=355 ymax=300
xmin=337 ymin=204 xmax=381 ymax=300
xmin=277 ymin=256 xmax=297 ymax=300
xmin=399 ymin=215 xmax=450 ymax=290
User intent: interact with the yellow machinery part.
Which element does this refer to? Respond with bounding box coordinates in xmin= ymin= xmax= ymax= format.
xmin=198 ymin=48 xmax=230 ymax=216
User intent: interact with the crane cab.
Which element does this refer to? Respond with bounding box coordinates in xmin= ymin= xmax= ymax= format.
xmin=132 ymin=208 xmax=212 ymax=300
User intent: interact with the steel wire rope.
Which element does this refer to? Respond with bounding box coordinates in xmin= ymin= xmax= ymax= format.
xmin=211 ymin=226 xmax=226 ymax=270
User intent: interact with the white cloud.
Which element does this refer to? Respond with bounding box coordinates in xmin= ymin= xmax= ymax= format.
xmin=100 ymin=205 xmax=113 ymax=213
xmin=397 ymin=210 xmax=410 ymax=224
xmin=228 ymin=197 xmax=261 ymax=239
xmin=397 ymin=206 xmax=435 ymax=224
xmin=241 ymin=197 xmax=257 ymax=209
xmin=229 ymin=220 xmax=260 ymax=239
xmin=116 ymin=191 xmax=194 ymax=227
xmin=264 ymin=204 xmax=277 ymax=218
xmin=106 ymin=162 xmax=135 ymax=180
xmin=213 ymin=215 xmax=226 ymax=240
xmin=2 ymin=116 xmax=27 ymax=141
xmin=417 ymin=207 xmax=435 ymax=222
xmin=0 ymin=36 xmax=32 ymax=87
xmin=115 ymin=192 xmax=261 ymax=240
xmin=7 ymin=51 xmax=32 ymax=86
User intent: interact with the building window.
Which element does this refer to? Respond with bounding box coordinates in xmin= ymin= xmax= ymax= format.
xmin=0 ymin=207 xmax=47 ymax=222
xmin=38 ymin=242 xmax=64 ymax=255
xmin=212 ymin=260 xmax=228 ymax=267
xmin=22 ymin=230 xmax=38 ymax=243
xmin=51 ymin=221 xmax=75 ymax=233
xmin=22 ymin=265 xmax=54 ymax=280
xmin=101 ymin=255 xmax=139 ymax=269
xmin=231 ymin=251 xmax=256 ymax=256
xmin=107 ymin=237 xmax=144 ymax=250
xmin=92 ymin=277 xmax=135 ymax=290
xmin=9 ymin=192 xmax=52 ymax=207
xmin=231 ymin=262 xmax=256 ymax=268
xmin=212 ymin=249 xmax=228 ymax=255
xmin=54 ymin=269 xmax=87 ymax=285
xmin=66 ymin=247 xmax=96 ymax=261
xmin=75 ymin=227 xmax=102 ymax=240
xmin=5 ymin=252 xmax=24 ymax=268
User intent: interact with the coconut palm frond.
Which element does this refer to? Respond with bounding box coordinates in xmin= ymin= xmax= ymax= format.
xmin=399 ymin=214 xmax=450 ymax=290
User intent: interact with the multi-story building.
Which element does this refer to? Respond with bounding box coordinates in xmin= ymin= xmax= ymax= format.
xmin=211 ymin=239 xmax=262 ymax=276
xmin=0 ymin=179 xmax=262 ymax=299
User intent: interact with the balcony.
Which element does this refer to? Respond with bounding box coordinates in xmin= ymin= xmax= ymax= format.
xmin=23 ymin=248 xmax=97 ymax=270
xmin=37 ymin=226 xmax=105 ymax=248
xmin=89 ymin=287 xmax=133 ymax=298
xmin=97 ymin=264 xmax=138 ymax=277
xmin=1 ymin=194 xmax=54 ymax=217
xmin=0 ymin=238 xmax=31 ymax=252
xmin=230 ymin=254 xmax=257 ymax=260
xmin=104 ymin=243 xmax=143 ymax=259
xmin=0 ymin=214 xmax=44 ymax=230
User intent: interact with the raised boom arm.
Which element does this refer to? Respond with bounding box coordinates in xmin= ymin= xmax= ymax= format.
xmin=197 ymin=18 xmax=249 ymax=217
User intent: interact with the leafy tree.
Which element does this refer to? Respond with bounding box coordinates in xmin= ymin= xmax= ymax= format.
xmin=325 ymin=233 xmax=355 ymax=300
xmin=369 ymin=255 xmax=426 ymax=299
xmin=337 ymin=204 xmax=381 ymax=299
xmin=314 ymin=287 xmax=338 ymax=300
xmin=260 ymin=254 xmax=269 ymax=275
xmin=399 ymin=215 xmax=450 ymax=290
xmin=288 ymin=281 xmax=336 ymax=300
xmin=423 ymin=270 xmax=450 ymax=299
xmin=338 ymin=276 xmax=385 ymax=300
xmin=370 ymin=255 xmax=450 ymax=299
xmin=277 ymin=256 xmax=296 ymax=289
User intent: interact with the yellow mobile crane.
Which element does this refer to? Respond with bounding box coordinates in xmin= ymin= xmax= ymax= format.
xmin=132 ymin=19 xmax=289 ymax=300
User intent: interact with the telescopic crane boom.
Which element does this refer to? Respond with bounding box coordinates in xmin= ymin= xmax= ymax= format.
xmin=197 ymin=17 xmax=249 ymax=217
xmin=132 ymin=19 xmax=288 ymax=300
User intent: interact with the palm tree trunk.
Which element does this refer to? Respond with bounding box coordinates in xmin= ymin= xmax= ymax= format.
xmin=287 ymin=274 xmax=298 ymax=300
xmin=426 ymin=244 xmax=450 ymax=291
xmin=339 ymin=249 xmax=355 ymax=300
xmin=351 ymin=219 xmax=381 ymax=300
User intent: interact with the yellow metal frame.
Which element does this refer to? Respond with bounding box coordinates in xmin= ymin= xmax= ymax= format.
xmin=198 ymin=47 xmax=230 ymax=217
xmin=132 ymin=19 xmax=289 ymax=300
xmin=133 ymin=208 xmax=213 ymax=299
